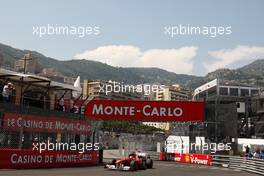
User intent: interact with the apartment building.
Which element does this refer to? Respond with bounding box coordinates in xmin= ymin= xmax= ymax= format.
xmin=143 ymin=84 xmax=190 ymax=131
xmin=14 ymin=53 xmax=41 ymax=74
xmin=82 ymin=80 xmax=143 ymax=100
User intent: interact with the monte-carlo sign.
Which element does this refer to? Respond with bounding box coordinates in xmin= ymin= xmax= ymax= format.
xmin=85 ymin=100 xmax=204 ymax=122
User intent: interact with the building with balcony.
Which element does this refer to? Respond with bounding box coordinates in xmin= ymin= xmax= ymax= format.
xmin=192 ymin=79 xmax=261 ymax=142
xmin=143 ymin=84 xmax=191 ymax=132
xmin=0 ymin=68 xmax=86 ymax=150
xmin=82 ymin=80 xmax=143 ymax=100
xmin=156 ymin=84 xmax=190 ymax=101
xmin=193 ymin=79 xmax=260 ymax=101
xmin=14 ymin=53 xmax=41 ymax=74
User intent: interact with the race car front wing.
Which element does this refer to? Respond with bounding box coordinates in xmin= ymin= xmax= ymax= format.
xmin=105 ymin=164 xmax=131 ymax=171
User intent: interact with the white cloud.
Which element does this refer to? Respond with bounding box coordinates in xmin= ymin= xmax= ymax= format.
xmin=74 ymin=45 xmax=197 ymax=74
xmin=204 ymin=45 xmax=264 ymax=73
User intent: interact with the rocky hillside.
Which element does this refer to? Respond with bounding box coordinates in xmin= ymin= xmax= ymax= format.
xmin=1 ymin=42 xmax=264 ymax=88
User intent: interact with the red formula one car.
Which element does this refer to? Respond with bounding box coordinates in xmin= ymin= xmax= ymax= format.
xmin=105 ymin=152 xmax=153 ymax=171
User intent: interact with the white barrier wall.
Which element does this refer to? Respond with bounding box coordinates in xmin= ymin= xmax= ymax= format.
xmin=235 ymin=138 xmax=264 ymax=152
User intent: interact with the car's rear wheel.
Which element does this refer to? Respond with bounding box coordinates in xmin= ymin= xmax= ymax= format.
xmin=146 ymin=158 xmax=153 ymax=169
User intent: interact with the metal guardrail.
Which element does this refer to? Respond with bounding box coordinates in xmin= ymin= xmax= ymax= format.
xmin=212 ymin=155 xmax=264 ymax=175
xmin=147 ymin=151 xmax=160 ymax=160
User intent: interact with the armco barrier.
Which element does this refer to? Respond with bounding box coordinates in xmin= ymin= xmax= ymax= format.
xmin=212 ymin=155 xmax=264 ymax=175
xmin=160 ymin=152 xmax=212 ymax=166
xmin=0 ymin=149 xmax=99 ymax=169
xmin=147 ymin=151 xmax=160 ymax=160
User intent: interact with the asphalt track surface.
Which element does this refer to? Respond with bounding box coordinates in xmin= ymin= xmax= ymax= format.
xmin=0 ymin=161 xmax=259 ymax=176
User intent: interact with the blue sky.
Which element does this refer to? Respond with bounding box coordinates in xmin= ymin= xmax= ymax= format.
xmin=0 ymin=0 xmax=264 ymax=76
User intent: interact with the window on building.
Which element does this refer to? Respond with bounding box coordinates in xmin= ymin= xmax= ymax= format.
xmin=208 ymin=87 xmax=217 ymax=97
xmin=241 ymin=89 xmax=249 ymax=96
xmin=260 ymin=100 xmax=264 ymax=108
xmin=230 ymin=88 xmax=239 ymax=96
xmin=219 ymin=87 xmax=228 ymax=96
xmin=251 ymin=89 xmax=259 ymax=96
xmin=198 ymin=92 xmax=206 ymax=99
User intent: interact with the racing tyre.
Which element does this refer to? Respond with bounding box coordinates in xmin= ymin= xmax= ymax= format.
xmin=130 ymin=160 xmax=138 ymax=171
xmin=141 ymin=160 xmax=147 ymax=170
xmin=146 ymin=158 xmax=153 ymax=169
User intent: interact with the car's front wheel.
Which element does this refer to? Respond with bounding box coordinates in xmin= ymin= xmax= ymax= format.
xmin=146 ymin=158 xmax=153 ymax=169
xmin=130 ymin=160 xmax=138 ymax=171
